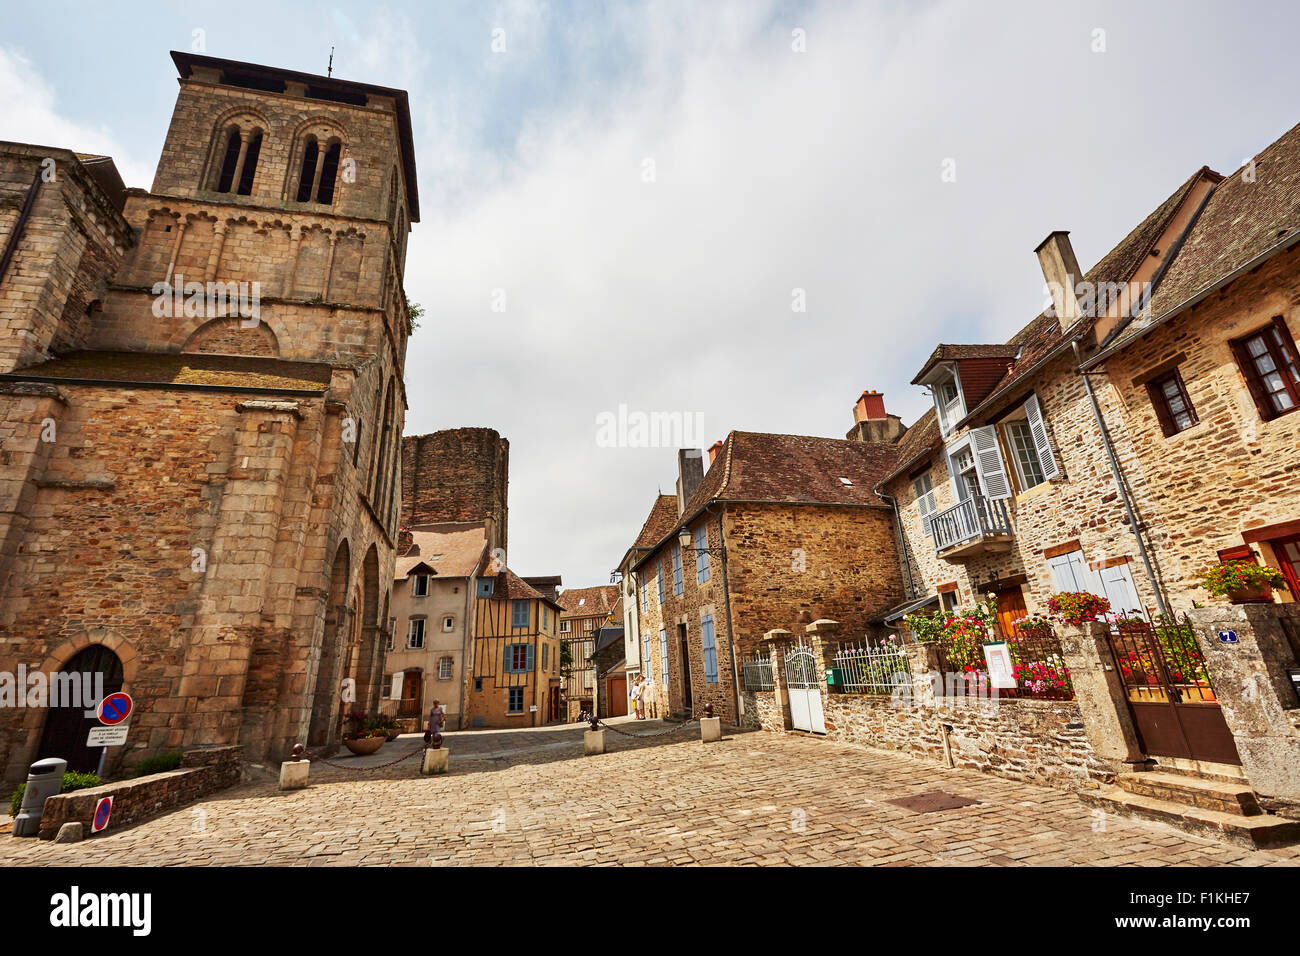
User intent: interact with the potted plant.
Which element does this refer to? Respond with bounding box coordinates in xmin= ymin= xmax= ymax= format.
xmin=342 ymin=710 xmax=386 ymax=755
xmin=378 ymin=713 xmax=402 ymax=741
xmin=1196 ymin=560 xmax=1287 ymax=605
xmin=1045 ymin=591 xmax=1112 ymax=627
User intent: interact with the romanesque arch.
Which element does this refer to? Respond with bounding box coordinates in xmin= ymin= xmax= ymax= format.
xmin=182 ymin=316 xmax=280 ymax=357
xmin=307 ymin=541 xmax=351 ymax=745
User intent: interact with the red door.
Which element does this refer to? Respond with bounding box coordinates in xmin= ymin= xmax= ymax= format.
xmin=607 ymin=675 xmax=627 ymax=717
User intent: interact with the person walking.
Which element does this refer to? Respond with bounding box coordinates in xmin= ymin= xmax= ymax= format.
xmin=427 ymin=699 xmax=447 ymax=739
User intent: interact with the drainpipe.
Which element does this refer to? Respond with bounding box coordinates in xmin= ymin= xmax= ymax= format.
xmin=458 ymin=573 xmax=472 ymax=729
xmin=710 ymin=505 xmax=743 ymax=723
xmin=877 ymin=492 xmax=917 ymax=599
xmin=0 ymin=169 xmax=42 ymax=287
xmin=1072 ymin=340 xmax=1169 ymax=618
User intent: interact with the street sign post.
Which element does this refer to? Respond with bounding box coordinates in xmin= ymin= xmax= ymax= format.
xmin=86 ymin=725 xmax=129 ymax=747
xmin=97 ymin=692 xmax=133 ymax=725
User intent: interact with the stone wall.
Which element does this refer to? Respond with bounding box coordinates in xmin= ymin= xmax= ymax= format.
xmin=36 ymin=745 xmax=242 ymax=839
xmin=400 ymin=429 xmax=509 ymax=552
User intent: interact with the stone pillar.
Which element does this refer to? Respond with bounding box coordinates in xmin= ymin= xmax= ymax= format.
xmin=163 ymin=217 xmax=188 ymax=285
xmin=422 ymin=747 xmax=449 ymax=775
xmin=583 ymin=729 xmax=606 ymax=755
xmin=901 ymin=642 xmax=942 ymax=710
xmin=205 ymin=220 xmax=228 ymax=283
xmin=322 ymin=234 xmax=338 ymax=301
xmin=285 ymin=224 xmax=303 ymax=295
xmin=805 ymin=618 xmax=841 ymax=687
xmin=1189 ymin=605 xmax=1300 ymax=817
xmin=762 ymin=628 xmax=792 ymax=730
xmin=229 ymin=130 xmax=253 ymax=195
xmin=1057 ymin=622 xmax=1147 ymax=771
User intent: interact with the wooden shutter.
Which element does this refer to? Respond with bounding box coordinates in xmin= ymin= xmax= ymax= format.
xmin=525 ymin=644 xmax=535 ymax=672
xmin=1145 ymin=380 xmax=1177 ymax=437
xmin=1023 ymin=393 xmax=1060 ymax=480
xmin=970 ymin=426 xmax=1011 ymax=499
xmin=1230 ymin=335 xmax=1276 ymax=420
xmin=917 ymin=487 xmax=938 ymax=536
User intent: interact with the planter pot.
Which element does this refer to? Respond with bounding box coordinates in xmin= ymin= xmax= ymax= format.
xmin=343 ymin=736 xmax=385 ymax=756
xmin=383 ymin=728 xmax=401 ymax=741
xmin=1227 ymin=586 xmax=1273 ymax=605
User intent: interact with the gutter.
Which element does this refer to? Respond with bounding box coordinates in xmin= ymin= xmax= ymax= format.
xmin=877 ymin=492 xmax=918 ymax=599
xmin=1072 ymin=340 xmax=1169 ymax=617
xmin=0 ymin=169 xmax=42 ymax=287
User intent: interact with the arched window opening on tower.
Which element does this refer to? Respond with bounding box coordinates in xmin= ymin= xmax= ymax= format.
xmin=236 ymin=129 xmax=262 ymax=195
xmin=317 ymin=140 xmax=342 ymax=205
xmin=214 ymin=128 xmax=241 ymax=192
xmin=295 ymin=136 xmax=319 ymax=202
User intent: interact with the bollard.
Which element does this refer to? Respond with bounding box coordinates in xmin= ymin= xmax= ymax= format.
xmin=13 ymin=757 xmax=67 ymax=837
xmin=700 ymin=703 xmax=722 ymax=742
xmin=422 ymin=748 xmax=449 ymax=774
xmin=279 ymin=744 xmax=310 ymax=790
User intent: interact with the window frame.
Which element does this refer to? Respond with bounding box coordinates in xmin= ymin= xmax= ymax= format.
xmin=412 ymin=574 xmax=429 ymax=598
xmin=407 ymin=617 xmax=426 ymax=650
xmin=701 ymin=614 xmax=719 ymax=683
xmin=695 ymin=526 xmax=710 ymax=584
xmin=1231 ymin=317 xmax=1300 ymax=420
xmin=438 ymin=657 xmax=453 ymax=681
xmin=559 ymin=619 xmax=571 ymax=633
xmin=1145 ymin=368 xmax=1199 ymax=437
xmin=507 ymin=686 xmax=524 ymax=714
xmin=511 ymin=599 xmax=530 ymax=629
xmin=672 ymin=544 xmax=684 ymax=595
xmin=504 ymin=643 xmax=533 ymax=674
xmin=912 ymin=470 xmax=937 ymax=537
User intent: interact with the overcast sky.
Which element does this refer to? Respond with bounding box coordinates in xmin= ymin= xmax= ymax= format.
xmin=3 ymin=1 xmax=1298 ymax=587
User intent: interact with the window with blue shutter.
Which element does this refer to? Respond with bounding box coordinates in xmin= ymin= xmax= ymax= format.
xmin=505 ymin=643 xmax=533 ymax=673
xmin=672 ymin=544 xmax=683 ymax=595
xmin=659 ymin=629 xmax=669 ymax=691
xmin=643 ymin=634 xmax=653 ymax=678
xmin=695 ymin=526 xmax=710 ymax=583
xmin=511 ymin=599 xmax=529 ymax=629
xmin=657 ymin=562 xmax=664 ymax=604
xmin=641 ymin=580 xmax=648 ymax=614
xmin=478 ymin=578 xmax=494 ymax=598
xmin=542 ymin=643 xmax=549 ymax=671
xmin=701 ymin=614 xmax=719 ymax=683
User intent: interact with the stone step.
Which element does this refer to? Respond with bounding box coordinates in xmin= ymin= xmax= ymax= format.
xmin=1080 ymin=788 xmax=1300 ymax=850
xmin=1118 ymin=771 xmax=1262 ymax=816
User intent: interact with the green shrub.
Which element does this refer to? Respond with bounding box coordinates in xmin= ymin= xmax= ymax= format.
xmin=131 ymin=752 xmax=183 ymax=778
xmin=8 ymin=770 xmax=102 ymax=818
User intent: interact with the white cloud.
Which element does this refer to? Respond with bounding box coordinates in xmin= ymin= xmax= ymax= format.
xmin=0 ymin=48 xmax=153 ymax=188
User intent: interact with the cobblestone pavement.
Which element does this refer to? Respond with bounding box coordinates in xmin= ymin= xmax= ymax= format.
xmin=4 ymin=720 xmax=1300 ymax=866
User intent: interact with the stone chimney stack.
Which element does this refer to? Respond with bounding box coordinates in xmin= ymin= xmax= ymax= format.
xmin=846 ymin=390 xmax=906 ymax=444
xmin=676 ymin=448 xmax=704 ymax=516
xmin=707 ymin=440 xmax=723 ymax=467
xmin=1035 ymin=231 xmax=1084 ymax=327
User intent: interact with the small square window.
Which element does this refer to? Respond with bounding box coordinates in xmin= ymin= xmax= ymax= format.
xmin=474 ymin=677 xmax=483 ymax=692
xmin=442 ymin=616 xmax=454 ymax=632
xmin=507 ymin=687 xmax=524 ymax=713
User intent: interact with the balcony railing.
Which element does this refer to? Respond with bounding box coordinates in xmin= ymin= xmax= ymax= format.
xmin=931 ymin=494 xmax=1013 ymax=556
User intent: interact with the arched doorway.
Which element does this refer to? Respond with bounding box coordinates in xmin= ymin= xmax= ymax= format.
xmin=36 ymin=645 xmax=124 ymax=774
xmin=308 ymin=542 xmax=350 ymax=746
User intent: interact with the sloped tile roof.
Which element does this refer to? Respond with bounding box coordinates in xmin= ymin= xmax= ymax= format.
xmin=875 ymin=407 xmax=941 ymax=487
xmin=633 ymin=431 xmax=900 ymax=568
xmin=634 ymin=495 xmax=680 ymax=548
xmin=394 ymin=525 xmax=488 ymax=580
xmin=557 ymin=585 xmax=619 ymax=618
xmin=3 ymin=351 xmax=332 ymax=392
xmin=911 ymin=344 xmax=1021 ymax=385
xmin=1134 ymin=121 xmax=1300 ymax=334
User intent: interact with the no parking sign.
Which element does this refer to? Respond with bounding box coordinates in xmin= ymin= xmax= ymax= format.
xmin=91 ymin=796 xmax=113 ymax=833
xmin=97 ymin=692 xmax=133 ymax=726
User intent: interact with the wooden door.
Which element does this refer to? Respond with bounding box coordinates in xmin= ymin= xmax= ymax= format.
xmin=678 ymin=624 xmax=692 ymax=712
xmin=398 ymin=670 xmax=422 ymax=718
xmin=991 ymin=584 xmax=1028 ymax=640
xmin=607 ymin=675 xmax=627 ymax=717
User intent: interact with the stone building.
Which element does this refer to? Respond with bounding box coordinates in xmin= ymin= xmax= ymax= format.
xmin=619 ymin=433 xmax=906 ymax=725
xmin=381 ymin=524 xmax=490 ymax=731
xmin=463 ymin=568 xmax=564 ymax=727
xmin=0 ymin=51 xmax=418 ymax=781
xmin=555 ymin=584 xmax=618 ymax=719
xmin=401 ymin=428 xmax=509 ymax=555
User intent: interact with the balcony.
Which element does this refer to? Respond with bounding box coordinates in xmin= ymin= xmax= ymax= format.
xmin=931 ymin=494 xmax=1013 ymax=560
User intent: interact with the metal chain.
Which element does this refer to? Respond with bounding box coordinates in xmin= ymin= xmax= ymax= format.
xmin=596 ymin=718 xmax=701 ymax=738
xmin=303 ymin=742 xmax=429 ymax=771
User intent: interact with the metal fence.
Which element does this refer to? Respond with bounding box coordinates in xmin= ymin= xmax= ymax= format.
xmin=741 ymin=653 xmax=774 ymax=691
xmin=925 ymin=625 xmax=1074 ymax=700
xmin=831 ymin=641 xmax=911 ymax=695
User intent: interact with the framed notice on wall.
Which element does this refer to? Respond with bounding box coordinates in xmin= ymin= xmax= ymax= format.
xmin=982 ymin=642 xmax=1017 ymax=690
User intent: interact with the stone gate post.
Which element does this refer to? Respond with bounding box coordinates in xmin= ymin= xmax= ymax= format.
xmin=805 ymin=618 xmax=841 ymax=686
xmin=1057 ymin=622 xmax=1146 ymax=773
xmin=762 ymin=628 xmax=792 ymax=731
xmin=1188 ymin=605 xmax=1300 ymax=818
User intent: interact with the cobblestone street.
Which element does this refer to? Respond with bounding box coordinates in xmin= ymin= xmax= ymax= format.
xmin=5 ymin=721 xmax=1300 ymax=867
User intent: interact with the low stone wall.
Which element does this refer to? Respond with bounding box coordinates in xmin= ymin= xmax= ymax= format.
xmin=772 ymin=689 xmax=1112 ymax=791
xmin=739 ymin=689 xmax=783 ymax=732
xmin=37 ymin=745 xmax=242 ymax=839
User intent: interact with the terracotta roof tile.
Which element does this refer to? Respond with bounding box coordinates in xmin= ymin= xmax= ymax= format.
xmin=557 ymin=585 xmax=619 ymax=617
xmin=633 ymin=495 xmax=680 ymax=549
xmin=394 ymin=525 xmax=487 ymax=579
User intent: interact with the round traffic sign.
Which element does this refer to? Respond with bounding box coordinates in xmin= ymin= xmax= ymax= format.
xmin=92 ymin=796 xmax=113 ymax=833
xmin=98 ymin=692 xmax=133 ymax=726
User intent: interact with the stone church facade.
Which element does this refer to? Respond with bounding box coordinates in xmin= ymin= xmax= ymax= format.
xmin=0 ymin=51 xmax=418 ymax=782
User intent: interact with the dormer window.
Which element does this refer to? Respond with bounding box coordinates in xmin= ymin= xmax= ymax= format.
xmin=412 ymin=574 xmax=429 ymax=598
xmin=930 ymin=370 xmax=967 ymax=436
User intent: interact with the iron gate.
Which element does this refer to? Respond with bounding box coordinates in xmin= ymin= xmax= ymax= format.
xmin=784 ymin=642 xmax=826 ymax=734
xmin=1107 ymin=618 xmax=1240 ymax=766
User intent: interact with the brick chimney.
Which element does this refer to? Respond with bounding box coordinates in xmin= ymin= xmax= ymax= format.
xmin=676 ymin=448 xmax=704 ymax=516
xmin=707 ymin=440 xmax=723 ymax=467
xmin=1035 ymin=231 xmax=1084 ymax=326
xmin=846 ymin=390 xmax=906 ymax=445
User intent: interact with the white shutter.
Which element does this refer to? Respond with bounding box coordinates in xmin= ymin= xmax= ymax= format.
xmin=919 ymin=489 xmax=938 ymax=536
xmin=390 ymin=672 xmax=404 ymax=699
xmin=1100 ymin=562 xmax=1142 ymax=616
xmin=970 ymin=426 xmax=1011 ymax=500
xmin=1024 ymin=393 xmax=1059 ymax=480
xmin=1048 ymin=549 xmax=1090 ymax=592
